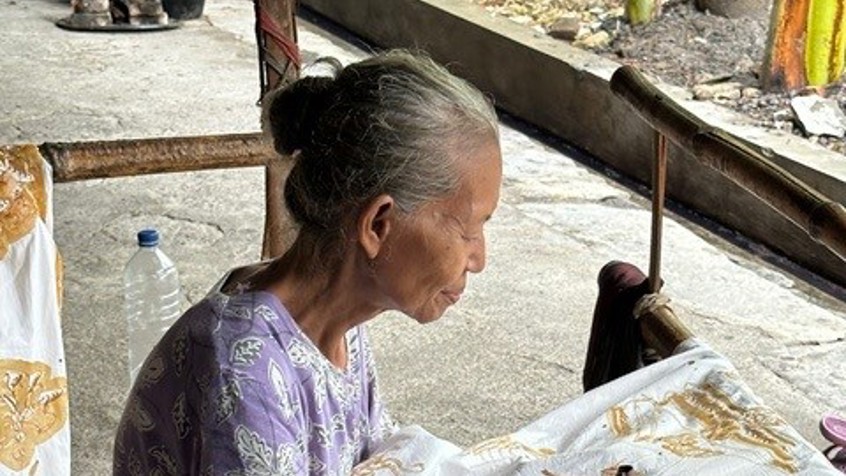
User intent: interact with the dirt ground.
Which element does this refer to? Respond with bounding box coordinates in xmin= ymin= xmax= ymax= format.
xmin=477 ymin=0 xmax=846 ymax=155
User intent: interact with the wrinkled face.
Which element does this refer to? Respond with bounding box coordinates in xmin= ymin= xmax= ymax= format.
xmin=376 ymin=137 xmax=502 ymax=323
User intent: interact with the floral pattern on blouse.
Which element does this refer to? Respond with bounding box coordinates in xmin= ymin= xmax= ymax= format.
xmin=113 ymin=288 xmax=395 ymax=475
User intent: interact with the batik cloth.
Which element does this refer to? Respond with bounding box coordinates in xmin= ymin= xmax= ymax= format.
xmin=113 ymin=288 xmax=396 ymax=475
xmin=0 ymin=145 xmax=70 ymax=475
xmin=353 ymin=339 xmax=841 ymax=475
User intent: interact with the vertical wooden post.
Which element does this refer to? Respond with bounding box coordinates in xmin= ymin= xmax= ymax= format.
xmin=648 ymin=131 xmax=667 ymax=294
xmin=254 ymin=0 xmax=300 ymax=259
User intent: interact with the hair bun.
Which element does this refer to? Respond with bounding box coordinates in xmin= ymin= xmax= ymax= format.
xmin=263 ymin=75 xmax=336 ymax=155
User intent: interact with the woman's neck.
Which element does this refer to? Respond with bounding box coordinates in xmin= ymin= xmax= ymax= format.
xmin=253 ymin=240 xmax=381 ymax=369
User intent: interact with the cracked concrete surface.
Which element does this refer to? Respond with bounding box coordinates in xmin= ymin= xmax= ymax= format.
xmin=3 ymin=1 xmax=846 ymax=474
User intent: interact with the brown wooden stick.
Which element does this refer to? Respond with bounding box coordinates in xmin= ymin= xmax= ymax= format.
xmin=611 ymin=65 xmax=846 ymax=262
xmin=40 ymin=134 xmax=274 ymax=183
xmin=649 ymin=131 xmax=668 ymax=294
xmin=642 ymin=130 xmax=691 ymax=357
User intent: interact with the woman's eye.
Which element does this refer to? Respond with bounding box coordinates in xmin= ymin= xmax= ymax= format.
xmin=462 ymin=231 xmax=482 ymax=243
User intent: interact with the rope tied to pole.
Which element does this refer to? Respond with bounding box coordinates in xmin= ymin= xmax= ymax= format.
xmin=256 ymin=2 xmax=301 ymax=69
xmin=633 ymin=293 xmax=673 ymax=320
xmin=253 ymin=0 xmax=301 ymax=102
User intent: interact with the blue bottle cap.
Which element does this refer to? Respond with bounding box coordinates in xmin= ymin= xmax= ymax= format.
xmin=137 ymin=229 xmax=159 ymax=247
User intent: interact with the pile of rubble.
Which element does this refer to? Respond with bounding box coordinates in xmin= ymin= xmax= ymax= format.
xmin=478 ymin=0 xmax=623 ymax=49
xmin=473 ymin=0 xmax=846 ymax=155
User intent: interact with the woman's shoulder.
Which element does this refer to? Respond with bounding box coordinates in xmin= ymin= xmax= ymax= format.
xmin=168 ymin=286 xmax=289 ymax=367
xmin=211 ymin=261 xmax=274 ymax=295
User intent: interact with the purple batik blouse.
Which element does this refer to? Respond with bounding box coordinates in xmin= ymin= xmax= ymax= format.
xmin=113 ymin=287 xmax=396 ymax=475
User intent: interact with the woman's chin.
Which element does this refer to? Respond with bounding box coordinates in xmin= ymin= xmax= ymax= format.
xmin=408 ymin=305 xmax=448 ymax=324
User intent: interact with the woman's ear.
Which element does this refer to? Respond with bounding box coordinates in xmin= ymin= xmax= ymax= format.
xmin=358 ymin=194 xmax=396 ymax=260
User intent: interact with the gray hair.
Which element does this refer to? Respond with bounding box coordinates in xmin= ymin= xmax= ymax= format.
xmin=263 ymin=50 xmax=498 ymax=264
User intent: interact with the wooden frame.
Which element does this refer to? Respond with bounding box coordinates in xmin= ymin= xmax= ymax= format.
xmin=33 ymin=8 xmax=846 ymax=363
xmin=609 ymin=65 xmax=846 ymax=360
xmin=45 ymin=0 xmax=301 ymax=260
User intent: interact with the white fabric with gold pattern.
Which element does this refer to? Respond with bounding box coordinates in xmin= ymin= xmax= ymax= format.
xmin=354 ymin=339 xmax=839 ymax=475
xmin=0 ymin=145 xmax=70 ymax=475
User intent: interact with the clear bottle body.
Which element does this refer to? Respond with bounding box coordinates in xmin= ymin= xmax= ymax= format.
xmin=123 ymin=244 xmax=182 ymax=385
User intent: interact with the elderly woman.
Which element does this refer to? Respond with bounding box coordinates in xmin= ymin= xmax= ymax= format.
xmin=112 ymin=49 xmax=846 ymax=476
xmin=112 ymin=50 xmax=502 ymax=475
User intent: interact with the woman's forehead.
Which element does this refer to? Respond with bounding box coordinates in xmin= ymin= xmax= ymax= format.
xmin=442 ymin=142 xmax=502 ymax=217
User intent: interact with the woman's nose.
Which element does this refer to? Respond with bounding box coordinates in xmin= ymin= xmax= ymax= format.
xmin=467 ymin=236 xmax=486 ymax=273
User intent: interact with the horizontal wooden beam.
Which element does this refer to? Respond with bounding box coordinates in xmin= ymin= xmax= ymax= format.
xmin=40 ymin=133 xmax=274 ymax=183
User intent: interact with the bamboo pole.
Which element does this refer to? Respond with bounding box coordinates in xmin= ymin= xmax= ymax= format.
xmin=639 ymin=305 xmax=693 ymax=358
xmin=610 ymin=65 xmax=846 ymax=262
xmin=648 ymin=131 xmax=667 ymax=294
xmin=692 ymin=130 xmax=846 ymax=260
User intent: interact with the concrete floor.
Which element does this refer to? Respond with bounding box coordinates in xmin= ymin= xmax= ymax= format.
xmin=2 ymin=1 xmax=845 ymax=474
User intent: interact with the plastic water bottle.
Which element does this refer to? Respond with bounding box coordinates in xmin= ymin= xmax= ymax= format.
xmin=123 ymin=228 xmax=182 ymax=385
